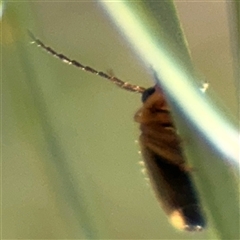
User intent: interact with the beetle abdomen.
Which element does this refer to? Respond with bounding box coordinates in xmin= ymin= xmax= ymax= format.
xmin=140 ymin=144 xmax=206 ymax=231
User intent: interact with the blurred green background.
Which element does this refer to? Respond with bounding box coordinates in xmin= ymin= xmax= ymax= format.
xmin=2 ymin=1 xmax=238 ymax=239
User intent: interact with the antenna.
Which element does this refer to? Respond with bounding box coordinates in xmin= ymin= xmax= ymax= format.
xmin=28 ymin=30 xmax=146 ymax=94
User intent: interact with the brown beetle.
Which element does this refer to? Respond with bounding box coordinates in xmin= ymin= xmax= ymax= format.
xmin=29 ymin=31 xmax=206 ymax=231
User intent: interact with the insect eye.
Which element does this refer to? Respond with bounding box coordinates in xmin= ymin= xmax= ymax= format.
xmin=141 ymin=87 xmax=156 ymax=102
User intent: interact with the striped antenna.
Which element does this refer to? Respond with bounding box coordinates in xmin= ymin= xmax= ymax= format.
xmin=28 ymin=30 xmax=146 ymax=94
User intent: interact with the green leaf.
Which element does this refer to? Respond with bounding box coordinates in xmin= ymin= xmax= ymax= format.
xmin=3 ymin=1 xmax=239 ymax=239
xmin=101 ymin=1 xmax=239 ymax=239
xmin=2 ymin=2 xmax=99 ymax=239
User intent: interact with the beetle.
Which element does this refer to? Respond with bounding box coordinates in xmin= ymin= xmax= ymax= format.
xmin=28 ymin=31 xmax=206 ymax=231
